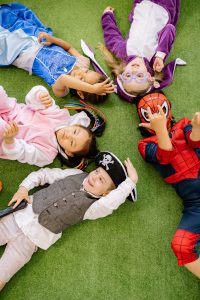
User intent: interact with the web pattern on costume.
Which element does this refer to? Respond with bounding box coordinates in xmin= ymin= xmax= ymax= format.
xmin=140 ymin=120 xmax=200 ymax=184
xmin=139 ymin=118 xmax=200 ymax=265
xmin=171 ymin=229 xmax=200 ymax=266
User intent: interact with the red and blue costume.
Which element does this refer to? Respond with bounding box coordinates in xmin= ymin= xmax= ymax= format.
xmin=138 ymin=118 xmax=200 ymax=266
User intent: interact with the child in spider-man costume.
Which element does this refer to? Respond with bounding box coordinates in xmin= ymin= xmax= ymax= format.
xmin=137 ymin=92 xmax=200 ymax=278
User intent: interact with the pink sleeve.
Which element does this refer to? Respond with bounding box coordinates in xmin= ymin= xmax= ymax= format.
xmin=25 ymin=85 xmax=57 ymax=111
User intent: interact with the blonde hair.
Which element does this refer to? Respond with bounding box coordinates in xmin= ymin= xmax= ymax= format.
xmin=97 ymin=43 xmax=164 ymax=96
xmin=154 ymin=71 xmax=164 ymax=82
xmin=96 ymin=43 xmax=125 ymax=76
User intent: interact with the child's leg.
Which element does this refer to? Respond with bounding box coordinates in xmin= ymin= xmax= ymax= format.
xmin=171 ymin=228 xmax=200 ymax=278
xmin=0 ymin=86 xmax=22 ymax=147
xmin=185 ymin=257 xmax=200 ymax=279
xmin=0 ymin=214 xmax=36 ymax=289
xmin=0 ymin=3 xmax=52 ymax=36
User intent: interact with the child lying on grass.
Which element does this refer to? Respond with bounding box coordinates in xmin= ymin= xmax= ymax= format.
xmin=0 ymin=85 xmax=97 ymax=167
xmin=137 ymin=92 xmax=200 ymax=279
xmin=0 ymin=151 xmax=138 ymax=290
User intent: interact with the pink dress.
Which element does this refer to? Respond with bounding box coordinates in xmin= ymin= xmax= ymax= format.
xmin=0 ymin=85 xmax=90 ymax=166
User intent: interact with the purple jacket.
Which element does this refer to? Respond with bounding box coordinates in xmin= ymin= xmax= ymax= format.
xmin=101 ymin=0 xmax=185 ymax=102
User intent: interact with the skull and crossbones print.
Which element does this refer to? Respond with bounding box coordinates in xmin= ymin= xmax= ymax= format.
xmin=99 ymin=154 xmax=114 ymax=170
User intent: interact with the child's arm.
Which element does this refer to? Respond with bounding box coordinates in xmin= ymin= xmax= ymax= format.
xmin=139 ymin=106 xmax=173 ymax=151
xmin=190 ymin=113 xmax=200 ymax=141
xmin=2 ymin=124 xmax=54 ymax=167
xmin=84 ymin=159 xmax=138 ymax=220
xmin=101 ymin=7 xmax=127 ymax=60
xmin=139 ymin=106 xmax=174 ymax=164
xmin=186 ymin=112 xmax=200 ymax=148
xmin=52 ymin=74 xmax=114 ymax=97
xmin=25 ymin=85 xmax=58 ymax=111
xmin=38 ymin=32 xmax=82 ymax=57
xmin=153 ymin=24 xmax=176 ymax=72
xmin=8 ymin=168 xmax=83 ymax=208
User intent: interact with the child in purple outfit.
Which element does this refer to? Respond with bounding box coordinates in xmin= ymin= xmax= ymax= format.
xmin=100 ymin=0 xmax=185 ymax=102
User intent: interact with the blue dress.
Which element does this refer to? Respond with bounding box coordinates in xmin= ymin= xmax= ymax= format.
xmin=0 ymin=3 xmax=77 ymax=86
xmin=32 ymin=45 xmax=77 ymax=87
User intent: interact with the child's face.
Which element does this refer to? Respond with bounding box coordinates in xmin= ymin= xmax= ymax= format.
xmin=120 ymin=57 xmax=152 ymax=94
xmin=56 ymin=125 xmax=90 ymax=156
xmin=71 ymin=69 xmax=101 ymax=85
xmin=83 ymin=167 xmax=115 ymax=197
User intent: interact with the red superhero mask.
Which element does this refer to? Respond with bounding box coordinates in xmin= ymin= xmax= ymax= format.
xmin=137 ymin=92 xmax=172 ymax=134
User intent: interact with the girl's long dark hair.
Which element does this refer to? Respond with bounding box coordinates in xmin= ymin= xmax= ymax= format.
xmin=57 ymin=126 xmax=98 ymax=169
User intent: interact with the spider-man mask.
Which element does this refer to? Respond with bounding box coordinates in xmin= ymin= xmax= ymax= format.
xmin=137 ymin=92 xmax=172 ymax=134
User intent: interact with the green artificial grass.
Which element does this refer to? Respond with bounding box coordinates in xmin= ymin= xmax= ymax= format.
xmin=0 ymin=1 xmax=200 ymax=299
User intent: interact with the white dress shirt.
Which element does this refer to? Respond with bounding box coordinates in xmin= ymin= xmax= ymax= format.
xmin=14 ymin=168 xmax=136 ymax=250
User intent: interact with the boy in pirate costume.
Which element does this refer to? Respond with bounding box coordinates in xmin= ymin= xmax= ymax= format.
xmin=137 ymin=91 xmax=200 ymax=279
xmin=0 ymin=151 xmax=138 ymax=290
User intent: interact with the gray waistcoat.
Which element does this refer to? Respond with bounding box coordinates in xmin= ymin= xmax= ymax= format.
xmin=32 ymin=173 xmax=97 ymax=234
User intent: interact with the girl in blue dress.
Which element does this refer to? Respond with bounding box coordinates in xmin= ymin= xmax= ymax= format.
xmin=0 ymin=3 xmax=115 ymax=101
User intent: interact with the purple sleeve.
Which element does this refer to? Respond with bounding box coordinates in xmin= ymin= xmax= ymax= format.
xmin=156 ymin=24 xmax=176 ymax=61
xmin=101 ymin=12 xmax=127 ymax=61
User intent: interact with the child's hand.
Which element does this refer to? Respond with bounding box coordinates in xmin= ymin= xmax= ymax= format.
xmin=139 ymin=105 xmax=167 ymax=133
xmin=103 ymin=6 xmax=114 ymax=14
xmin=124 ymin=158 xmax=138 ymax=184
xmin=3 ymin=122 xmax=19 ymax=144
xmin=190 ymin=112 xmax=200 ymax=141
xmin=153 ymin=57 xmax=164 ymax=72
xmin=8 ymin=186 xmax=31 ymax=209
xmin=38 ymin=32 xmax=53 ymax=46
xmin=39 ymin=92 xmax=53 ymax=108
xmin=93 ymin=78 xmax=116 ymax=95
xmin=191 ymin=112 xmax=200 ymax=129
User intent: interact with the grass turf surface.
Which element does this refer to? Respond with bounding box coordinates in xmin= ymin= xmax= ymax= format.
xmin=0 ymin=0 xmax=200 ymax=299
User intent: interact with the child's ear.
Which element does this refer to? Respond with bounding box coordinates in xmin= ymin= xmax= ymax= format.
xmin=77 ymin=91 xmax=85 ymax=100
xmin=102 ymin=189 xmax=112 ymax=196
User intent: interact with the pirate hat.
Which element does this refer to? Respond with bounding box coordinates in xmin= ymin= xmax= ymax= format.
xmin=95 ymin=151 xmax=137 ymax=202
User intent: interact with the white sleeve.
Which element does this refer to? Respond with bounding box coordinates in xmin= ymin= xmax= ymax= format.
xmin=84 ymin=178 xmax=136 ymax=220
xmin=2 ymin=139 xmax=53 ymax=167
xmin=68 ymin=111 xmax=90 ymax=127
xmin=155 ymin=51 xmax=166 ymax=60
xmin=20 ymin=168 xmax=83 ymax=191
xmin=25 ymin=85 xmax=58 ymax=111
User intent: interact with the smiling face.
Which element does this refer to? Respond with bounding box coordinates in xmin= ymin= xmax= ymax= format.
xmin=119 ymin=57 xmax=152 ymax=94
xmin=56 ymin=125 xmax=90 ymax=157
xmin=83 ymin=167 xmax=116 ymax=197
xmin=71 ymin=68 xmax=102 ymax=85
